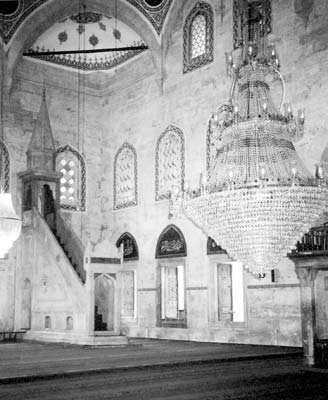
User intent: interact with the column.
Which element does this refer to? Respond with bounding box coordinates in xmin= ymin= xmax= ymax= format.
xmin=296 ymin=267 xmax=318 ymax=367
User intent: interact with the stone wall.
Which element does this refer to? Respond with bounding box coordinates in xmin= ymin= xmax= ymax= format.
xmin=1 ymin=0 xmax=328 ymax=345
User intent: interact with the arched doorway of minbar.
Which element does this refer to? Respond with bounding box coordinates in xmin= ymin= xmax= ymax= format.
xmin=94 ymin=274 xmax=116 ymax=332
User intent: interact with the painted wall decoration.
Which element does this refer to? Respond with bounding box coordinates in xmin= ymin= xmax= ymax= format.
xmin=183 ymin=2 xmax=214 ymax=74
xmin=156 ymin=225 xmax=187 ymax=259
xmin=26 ymin=11 xmax=147 ymax=71
xmin=116 ymin=232 xmax=139 ymax=261
xmin=121 ymin=271 xmax=135 ymax=318
xmin=0 ymin=0 xmax=173 ymax=43
xmin=113 ymin=142 xmax=138 ymax=210
xmin=55 ymin=145 xmax=86 ymax=211
xmin=0 ymin=141 xmax=10 ymax=193
xmin=126 ymin=0 xmax=173 ymax=34
xmin=155 ymin=125 xmax=185 ymax=201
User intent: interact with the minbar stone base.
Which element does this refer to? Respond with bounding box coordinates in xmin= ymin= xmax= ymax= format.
xmin=23 ymin=330 xmax=129 ymax=346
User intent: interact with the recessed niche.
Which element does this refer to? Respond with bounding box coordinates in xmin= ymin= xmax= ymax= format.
xmin=0 ymin=1 xmax=19 ymax=16
xmin=144 ymin=0 xmax=163 ymax=8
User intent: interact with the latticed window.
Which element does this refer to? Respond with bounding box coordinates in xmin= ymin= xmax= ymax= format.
xmin=191 ymin=14 xmax=206 ymax=59
xmin=233 ymin=0 xmax=271 ymax=49
xmin=183 ymin=2 xmax=214 ymax=74
xmin=56 ymin=145 xmax=86 ymax=211
xmin=155 ymin=125 xmax=185 ymax=201
xmin=0 ymin=141 xmax=10 ymax=193
xmin=113 ymin=142 xmax=138 ymax=210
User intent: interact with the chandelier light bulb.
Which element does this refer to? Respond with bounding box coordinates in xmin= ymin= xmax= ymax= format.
xmin=298 ymin=109 xmax=305 ymax=124
xmin=315 ymin=164 xmax=324 ymax=180
xmin=260 ymin=167 xmax=266 ymax=179
xmin=263 ymin=102 xmax=268 ymax=113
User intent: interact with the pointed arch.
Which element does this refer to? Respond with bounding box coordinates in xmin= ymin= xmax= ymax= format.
xmin=183 ymin=1 xmax=214 ymax=73
xmin=6 ymin=0 xmax=162 ymax=92
xmin=113 ymin=142 xmax=138 ymax=210
xmin=155 ymin=125 xmax=185 ymax=201
xmin=55 ymin=144 xmax=86 ymax=211
xmin=116 ymin=232 xmax=139 ymax=261
xmin=156 ymin=224 xmax=187 ymax=259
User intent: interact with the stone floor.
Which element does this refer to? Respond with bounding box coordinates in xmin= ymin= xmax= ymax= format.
xmin=0 ymin=338 xmax=302 ymax=382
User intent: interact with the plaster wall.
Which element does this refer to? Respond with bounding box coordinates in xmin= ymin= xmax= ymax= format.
xmin=1 ymin=0 xmax=328 ymax=346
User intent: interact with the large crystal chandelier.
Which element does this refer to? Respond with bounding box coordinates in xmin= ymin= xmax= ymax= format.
xmin=0 ymin=48 xmax=21 ymax=258
xmin=170 ymin=2 xmax=328 ymax=277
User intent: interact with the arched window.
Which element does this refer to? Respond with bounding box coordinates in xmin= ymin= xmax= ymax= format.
xmin=113 ymin=142 xmax=137 ymax=210
xmin=55 ymin=145 xmax=86 ymax=211
xmin=116 ymin=232 xmax=139 ymax=261
xmin=45 ymin=315 xmax=51 ymax=329
xmin=183 ymin=2 xmax=214 ymax=73
xmin=156 ymin=225 xmax=187 ymax=327
xmin=155 ymin=125 xmax=185 ymax=201
xmin=66 ymin=316 xmax=73 ymax=330
xmin=0 ymin=141 xmax=10 ymax=193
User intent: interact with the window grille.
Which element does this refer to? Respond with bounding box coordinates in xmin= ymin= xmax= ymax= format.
xmin=113 ymin=143 xmax=138 ymax=210
xmin=155 ymin=125 xmax=184 ymax=201
xmin=56 ymin=145 xmax=86 ymax=211
xmin=183 ymin=2 xmax=214 ymax=73
xmin=0 ymin=141 xmax=10 ymax=193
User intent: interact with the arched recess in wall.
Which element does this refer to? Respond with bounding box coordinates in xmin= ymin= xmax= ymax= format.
xmin=116 ymin=232 xmax=139 ymax=261
xmin=6 ymin=0 xmax=162 ymax=92
xmin=113 ymin=142 xmax=138 ymax=210
xmin=116 ymin=232 xmax=138 ymax=320
xmin=156 ymin=224 xmax=187 ymax=259
xmin=0 ymin=140 xmax=10 ymax=193
xmin=156 ymin=224 xmax=187 ymax=327
xmin=55 ymin=144 xmax=86 ymax=211
xmin=155 ymin=125 xmax=185 ymax=201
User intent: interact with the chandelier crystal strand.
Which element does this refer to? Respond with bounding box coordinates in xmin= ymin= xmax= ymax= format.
xmin=169 ymin=2 xmax=328 ymax=277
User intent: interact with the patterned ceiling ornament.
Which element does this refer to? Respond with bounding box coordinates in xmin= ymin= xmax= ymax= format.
xmin=99 ymin=21 xmax=106 ymax=31
xmin=26 ymin=39 xmax=147 ymax=71
xmin=89 ymin=33 xmax=99 ymax=47
xmin=113 ymin=28 xmax=121 ymax=41
xmin=0 ymin=0 xmax=174 ymax=43
xmin=125 ymin=0 xmax=173 ymax=35
xmin=58 ymin=30 xmax=68 ymax=44
xmin=77 ymin=24 xmax=85 ymax=35
xmin=70 ymin=11 xmax=103 ymax=25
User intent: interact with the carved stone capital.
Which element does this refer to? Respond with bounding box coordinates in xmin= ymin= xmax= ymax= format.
xmin=296 ymin=267 xmax=318 ymax=286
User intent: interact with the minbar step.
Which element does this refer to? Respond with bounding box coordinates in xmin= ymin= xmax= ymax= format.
xmin=88 ymin=334 xmax=129 ymax=346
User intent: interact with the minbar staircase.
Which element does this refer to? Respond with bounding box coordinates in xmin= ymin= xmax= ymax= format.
xmin=52 ymin=211 xmax=86 ymax=284
xmin=53 ymin=231 xmax=84 ymax=283
xmin=23 ymin=208 xmax=128 ymax=346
